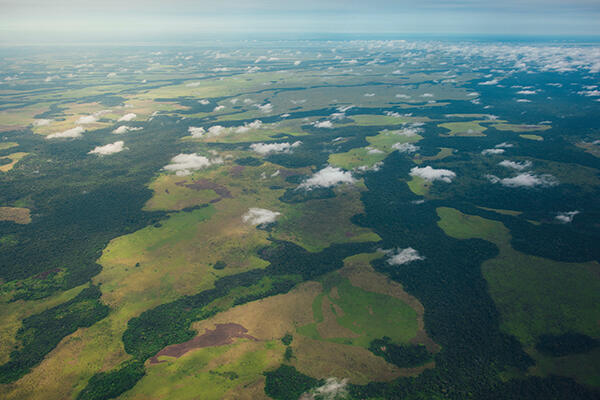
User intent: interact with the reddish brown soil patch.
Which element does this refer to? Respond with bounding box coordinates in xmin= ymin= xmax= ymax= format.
xmin=229 ymin=165 xmax=245 ymax=177
xmin=34 ymin=268 xmax=61 ymax=280
xmin=176 ymin=179 xmax=232 ymax=198
xmin=149 ymin=323 xmax=256 ymax=364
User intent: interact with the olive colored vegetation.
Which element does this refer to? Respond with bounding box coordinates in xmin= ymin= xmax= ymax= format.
xmin=0 ymin=285 xmax=109 ymax=384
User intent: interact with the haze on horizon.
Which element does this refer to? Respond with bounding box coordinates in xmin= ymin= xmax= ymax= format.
xmin=1 ymin=0 xmax=600 ymax=44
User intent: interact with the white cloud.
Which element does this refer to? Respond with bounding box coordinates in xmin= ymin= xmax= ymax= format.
xmin=213 ymin=105 xmax=225 ymax=112
xmin=516 ymin=99 xmax=532 ymax=103
xmin=242 ymin=208 xmax=281 ymax=226
xmin=517 ymin=90 xmax=537 ymax=95
xmin=206 ymin=125 xmax=227 ymax=137
xmin=395 ymin=94 xmax=411 ymax=99
xmin=479 ymin=79 xmax=499 ymax=85
xmin=555 ymin=211 xmax=580 ymax=223
xmin=299 ymin=166 xmax=355 ymax=189
xmin=186 ymin=82 xmax=201 ymax=87
xmin=367 ymin=148 xmax=384 ymax=154
xmin=199 ymin=99 xmax=210 ymax=105
xmin=392 ymin=142 xmax=419 ymax=153
xmin=250 ymin=141 xmax=301 ymax=155
xmin=391 ymin=127 xmax=421 ymax=137
xmin=118 ymin=113 xmax=136 ymax=122
xmin=113 ymin=125 xmax=142 ymax=134
xmin=88 ymin=140 xmax=126 ymax=155
xmin=188 ymin=126 xmax=206 ymax=137
xmin=495 ymin=142 xmax=513 ymax=148
xmin=410 ymin=166 xmax=456 ymax=183
xmin=421 ymin=93 xmax=434 ymax=97
xmin=235 ymin=120 xmax=263 ymax=133
xmin=364 ymin=93 xmax=375 ymax=97
xmin=384 ymin=247 xmax=425 ymax=266
xmin=77 ymin=115 xmax=98 ymax=124
xmin=163 ymin=153 xmax=223 ymax=176
xmin=578 ymin=89 xmax=600 ymax=97
xmin=106 ymin=72 xmax=117 ymax=78
xmin=313 ymin=120 xmax=334 ymax=129
xmin=301 ymin=378 xmax=348 ymax=400
xmin=498 ymin=160 xmax=532 ymax=170
xmin=33 ymin=119 xmax=52 ymax=126
xmin=46 ymin=126 xmax=85 ymax=139
xmin=256 ymin=103 xmax=273 ymax=113
xmin=486 ymin=173 xmax=558 ymax=188
xmin=481 ymin=148 xmax=505 ymax=155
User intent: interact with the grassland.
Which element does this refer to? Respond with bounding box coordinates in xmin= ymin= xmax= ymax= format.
xmin=0 ymin=152 xmax=29 ymax=172
xmin=0 ymin=207 xmax=31 ymax=224
xmin=0 ymin=142 xmax=18 ymax=150
xmin=493 ymin=123 xmax=551 ymax=133
xmin=329 ymin=128 xmax=423 ymax=170
xmin=520 ymin=134 xmax=544 ymax=141
xmin=438 ymin=120 xmax=493 ymax=137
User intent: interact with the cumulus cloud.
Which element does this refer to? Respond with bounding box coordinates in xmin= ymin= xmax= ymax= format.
xmin=188 ymin=126 xmax=206 ymax=138
xmin=479 ymin=79 xmax=499 ymax=85
xmin=481 ymin=148 xmax=505 ymax=155
xmin=391 ymin=127 xmax=421 ymax=137
xmin=517 ymin=90 xmax=537 ymax=95
xmin=242 ymin=208 xmax=281 ymax=226
xmin=118 ymin=113 xmax=136 ymax=122
xmin=112 ymin=125 xmax=142 ymax=134
xmin=299 ymin=166 xmax=355 ymax=189
xmin=213 ymin=105 xmax=225 ymax=112
xmin=250 ymin=141 xmax=301 ymax=155
xmin=486 ymin=173 xmax=558 ymax=188
xmin=33 ymin=119 xmax=52 ymax=126
xmin=256 ymin=103 xmax=273 ymax=113
xmin=163 ymin=153 xmax=223 ymax=176
xmin=235 ymin=120 xmax=263 ymax=133
xmin=495 ymin=142 xmax=513 ymax=148
xmin=313 ymin=120 xmax=334 ymax=128
xmin=77 ymin=115 xmax=98 ymax=124
xmin=198 ymin=99 xmax=210 ymax=105
xmin=392 ymin=142 xmax=419 ymax=153
xmin=555 ymin=211 xmax=580 ymax=223
xmin=410 ymin=166 xmax=456 ymax=183
xmin=498 ymin=160 xmax=532 ymax=170
xmin=88 ymin=140 xmax=126 ymax=155
xmin=300 ymin=378 xmax=348 ymax=400
xmin=46 ymin=126 xmax=85 ymax=139
xmin=383 ymin=247 xmax=425 ymax=266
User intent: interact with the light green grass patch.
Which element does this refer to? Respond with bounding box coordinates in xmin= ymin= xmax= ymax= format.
xmin=0 ymin=142 xmax=18 ymax=150
xmin=520 ymin=134 xmax=544 ymax=141
xmin=493 ymin=123 xmax=551 ymax=133
xmin=438 ymin=120 xmax=496 ymax=137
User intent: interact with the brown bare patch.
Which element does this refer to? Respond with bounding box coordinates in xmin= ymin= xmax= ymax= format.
xmin=149 ymin=323 xmax=256 ymax=364
xmin=0 ymin=207 xmax=31 ymax=224
xmin=230 ymin=165 xmax=245 ymax=177
xmin=33 ymin=268 xmax=61 ymax=280
xmin=176 ymin=178 xmax=232 ymax=198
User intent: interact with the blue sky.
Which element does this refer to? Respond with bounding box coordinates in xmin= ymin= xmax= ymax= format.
xmin=1 ymin=0 xmax=600 ymax=42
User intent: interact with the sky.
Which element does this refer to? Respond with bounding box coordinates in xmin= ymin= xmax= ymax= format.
xmin=1 ymin=0 xmax=600 ymax=43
